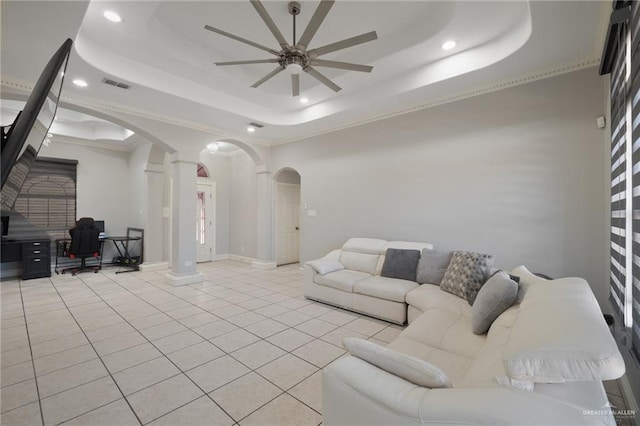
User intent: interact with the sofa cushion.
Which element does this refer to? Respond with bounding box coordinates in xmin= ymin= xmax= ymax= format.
xmin=471 ymin=270 xmax=518 ymax=335
xmin=440 ymin=251 xmax=494 ymax=304
xmin=315 ymin=269 xmax=371 ymax=292
xmin=416 ymin=249 xmax=453 ymax=285
xmin=503 ymin=278 xmax=625 ymax=383
xmin=343 ymin=338 xmax=451 ymax=388
xmin=380 ymin=248 xmax=420 ymax=281
xmin=342 ymin=238 xmax=387 ymax=254
xmin=353 ymin=276 xmax=419 ymax=303
xmin=339 ymin=251 xmax=380 ymax=275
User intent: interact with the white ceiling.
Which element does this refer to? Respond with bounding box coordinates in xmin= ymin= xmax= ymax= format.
xmin=1 ymin=1 xmax=608 ymax=147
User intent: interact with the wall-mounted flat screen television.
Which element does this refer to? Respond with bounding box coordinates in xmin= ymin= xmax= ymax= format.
xmin=1 ymin=38 xmax=72 ymax=210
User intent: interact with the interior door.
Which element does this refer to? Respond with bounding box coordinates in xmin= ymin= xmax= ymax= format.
xmin=277 ymin=183 xmax=300 ymax=265
xmin=196 ymin=183 xmax=214 ymax=263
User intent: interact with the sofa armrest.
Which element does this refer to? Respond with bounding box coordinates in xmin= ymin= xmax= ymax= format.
xmin=323 ymin=356 xmax=614 ymax=425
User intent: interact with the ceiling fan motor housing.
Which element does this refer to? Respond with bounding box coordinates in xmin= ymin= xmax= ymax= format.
xmin=288 ymin=2 xmax=301 ymax=16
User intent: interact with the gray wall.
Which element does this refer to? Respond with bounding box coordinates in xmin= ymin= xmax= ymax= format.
xmin=271 ymin=67 xmax=608 ymax=306
xmin=229 ymin=152 xmax=257 ymax=258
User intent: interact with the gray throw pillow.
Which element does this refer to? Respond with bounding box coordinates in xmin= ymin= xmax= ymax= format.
xmin=440 ymin=250 xmax=494 ymax=304
xmin=380 ymin=248 xmax=421 ymax=281
xmin=416 ymin=249 xmax=453 ymax=285
xmin=471 ymin=270 xmax=518 ymax=334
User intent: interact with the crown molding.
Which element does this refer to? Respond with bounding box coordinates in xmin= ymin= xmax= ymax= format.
xmin=0 ymin=78 xmax=272 ymax=147
xmin=3 ymin=56 xmax=601 ymax=150
xmin=48 ymin=134 xmax=133 ymax=152
xmin=270 ymin=58 xmax=602 ymax=146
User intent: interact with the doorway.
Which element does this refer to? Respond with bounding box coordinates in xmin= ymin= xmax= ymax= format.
xmin=196 ymin=181 xmax=215 ymax=263
xmin=275 ymin=169 xmax=301 ymax=266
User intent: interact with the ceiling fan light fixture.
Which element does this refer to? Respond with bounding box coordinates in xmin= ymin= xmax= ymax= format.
xmin=441 ymin=40 xmax=456 ymax=50
xmin=286 ymin=63 xmax=304 ymax=75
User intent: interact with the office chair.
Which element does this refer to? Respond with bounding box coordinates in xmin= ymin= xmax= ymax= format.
xmin=61 ymin=217 xmax=102 ymax=275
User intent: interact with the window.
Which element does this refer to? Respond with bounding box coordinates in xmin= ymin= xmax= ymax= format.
xmin=605 ymin=0 xmax=640 ymax=362
xmin=13 ymin=157 xmax=77 ymax=241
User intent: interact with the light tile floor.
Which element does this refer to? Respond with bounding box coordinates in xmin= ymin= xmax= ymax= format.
xmin=0 ymin=261 xmax=402 ymax=425
xmin=1 ymin=260 xmax=633 ymax=425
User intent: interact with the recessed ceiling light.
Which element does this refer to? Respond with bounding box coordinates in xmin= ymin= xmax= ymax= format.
xmin=246 ymin=126 xmax=256 ymax=133
xmin=206 ymin=142 xmax=219 ymax=153
xmin=299 ymin=97 xmax=309 ymax=104
xmin=103 ymin=11 xmax=122 ymax=23
xmin=441 ymin=40 xmax=456 ymax=50
xmin=72 ymin=79 xmax=88 ymax=87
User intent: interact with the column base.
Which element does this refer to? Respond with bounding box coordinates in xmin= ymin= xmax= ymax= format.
xmin=164 ymin=271 xmax=203 ymax=286
xmin=251 ymin=260 xmax=277 ymax=270
xmin=139 ymin=262 xmax=169 ymax=272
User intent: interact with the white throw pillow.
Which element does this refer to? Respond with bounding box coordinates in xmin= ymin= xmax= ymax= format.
xmin=343 ymin=338 xmax=451 ymax=388
xmin=306 ymin=249 xmax=345 ymax=275
xmin=510 ymin=265 xmax=547 ymax=303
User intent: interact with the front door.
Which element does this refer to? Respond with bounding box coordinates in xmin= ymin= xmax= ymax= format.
xmin=276 ymin=183 xmax=300 ymax=265
xmin=196 ymin=183 xmax=215 ymax=263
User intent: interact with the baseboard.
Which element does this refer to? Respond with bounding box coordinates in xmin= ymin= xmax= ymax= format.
xmin=251 ymin=260 xmax=277 ymax=270
xmin=164 ymin=271 xmax=203 ymax=286
xmin=138 ymin=261 xmax=169 ymax=272
xmin=211 ymin=254 xmax=230 ymax=261
xmin=620 ymin=375 xmax=639 ymax=426
xmin=228 ymin=254 xmax=256 ymax=264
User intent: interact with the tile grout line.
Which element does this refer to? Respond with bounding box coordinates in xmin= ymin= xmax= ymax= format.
xmin=15 ymin=278 xmax=46 ymax=426
xmin=46 ymin=276 xmax=145 ymax=426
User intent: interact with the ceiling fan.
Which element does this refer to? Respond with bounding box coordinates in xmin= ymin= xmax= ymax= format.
xmin=204 ymin=0 xmax=377 ymax=97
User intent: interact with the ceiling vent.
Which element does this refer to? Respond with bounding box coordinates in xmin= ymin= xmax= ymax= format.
xmin=101 ymin=78 xmax=131 ymax=90
xmin=248 ymin=122 xmax=264 ymax=128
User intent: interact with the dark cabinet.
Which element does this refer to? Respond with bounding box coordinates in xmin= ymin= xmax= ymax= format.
xmin=21 ymin=239 xmax=51 ymax=279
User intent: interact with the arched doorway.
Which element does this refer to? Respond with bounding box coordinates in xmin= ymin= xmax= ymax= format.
xmin=274 ymin=168 xmax=301 ymax=266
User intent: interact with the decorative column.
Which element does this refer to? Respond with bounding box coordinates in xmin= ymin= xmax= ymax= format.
xmin=165 ymin=152 xmax=203 ymax=285
xmin=252 ymin=165 xmax=276 ymax=269
xmin=139 ymin=162 xmax=169 ymax=272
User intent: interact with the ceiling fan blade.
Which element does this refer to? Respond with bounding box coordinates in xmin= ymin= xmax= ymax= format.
xmin=215 ymin=59 xmax=280 ymax=66
xmin=304 ymin=66 xmax=341 ymax=92
xmin=204 ymin=25 xmax=279 ymax=55
xmin=292 ymin=74 xmax=300 ymax=97
xmin=309 ymin=59 xmax=373 ymax=73
xmin=251 ymin=66 xmax=285 ymax=88
xmin=307 ymin=31 xmax=378 ymax=58
xmin=295 ymin=0 xmax=335 ymax=51
xmin=250 ymin=0 xmax=289 ymax=50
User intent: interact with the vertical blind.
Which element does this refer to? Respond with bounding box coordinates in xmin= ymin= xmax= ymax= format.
xmin=631 ymin=0 xmax=640 ymax=362
xmin=611 ymin=21 xmax=628 ymax=326
xmin=13 ymin=157 xmax=77 ymax=241
xmin=610 ymin=0 xmax=640 ymax=362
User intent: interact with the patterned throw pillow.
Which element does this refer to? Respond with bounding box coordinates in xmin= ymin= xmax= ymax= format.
xmin=440 ymin=251 xmax=494 ymax=304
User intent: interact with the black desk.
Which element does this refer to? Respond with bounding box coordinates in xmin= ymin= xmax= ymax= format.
xmin=108 ymin=236 xmax=142 ymax=274
xmin=1 ymin=237 xmax=52 ymax=279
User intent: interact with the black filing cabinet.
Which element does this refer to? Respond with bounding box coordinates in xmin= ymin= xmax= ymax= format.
xmin=21 ymin=239 xmax=51 ymax=279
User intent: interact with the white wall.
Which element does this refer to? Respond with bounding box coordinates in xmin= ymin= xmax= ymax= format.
xmin=127 ymin=143 xmax=149 ymax=230
xmin=229 ymin=152 xmax=257 ymax=258
xmin=271 ymin=67 xmax=608 ymax=306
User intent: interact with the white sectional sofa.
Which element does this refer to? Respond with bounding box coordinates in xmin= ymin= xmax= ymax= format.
xmin=322 ymin=267 xmax=625 ymax=425
xmin=304 ymin=238 xmax=433 ymax=324
xmin=305 ymin=239 xmax=626 ymax=425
